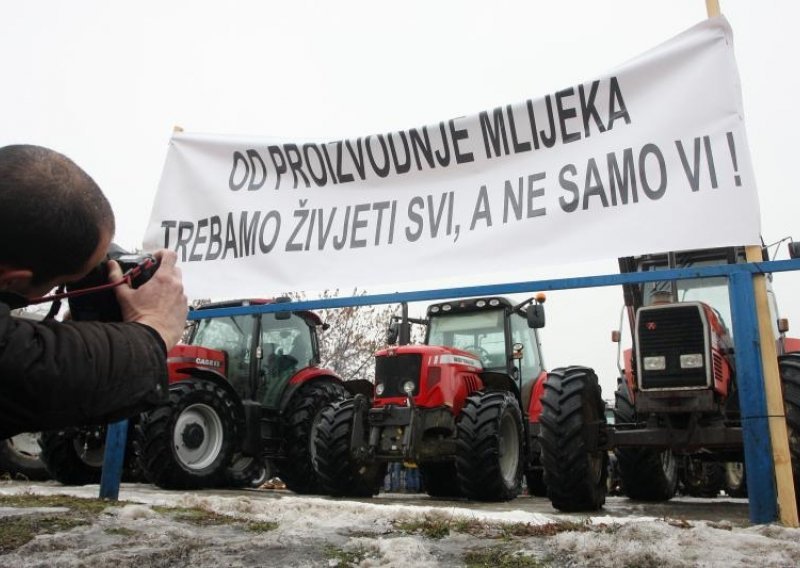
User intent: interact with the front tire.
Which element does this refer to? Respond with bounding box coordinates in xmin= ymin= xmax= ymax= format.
xmin=312 ymin=397 xmax=384 ymax=497
xmin=540 ymin=367 xmax=608 ymax=512
xmin=137 ymin=379 xmax=238 ymax=489
xmin=277 ymin=380 xmax=348 ymax=494
xmin=455 ymin=390 xmax=524 ymax=502
xmin=614 ymin=382 xmax=678 ymax=501
xmin=681 ymin=458 xmax=724 ymax=497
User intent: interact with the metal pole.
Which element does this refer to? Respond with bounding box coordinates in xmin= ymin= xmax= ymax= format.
xmin=728 ymin=271 xmax=778 ymax=523
xmin=99 ymin=420 xmax=128 ymax=500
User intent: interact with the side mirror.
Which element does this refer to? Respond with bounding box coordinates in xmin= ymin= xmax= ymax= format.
xmin=386 ymin=322 xmax=399 ymax=345
xmin=789 ymin=242 xmax=800 ymax=260
xmin=526 ymin=304 xmax=545 ymax=329
xmin=274 ymin=296 xmax=292 ymax=320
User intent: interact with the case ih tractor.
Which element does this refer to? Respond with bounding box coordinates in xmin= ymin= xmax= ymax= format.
xmin=135 ymin=298 xmax=368 ymax=491
xmin=607 ymin=246 xmax=800 ymax=507
xmin=311 ymin=295 xmax=608 ymax=507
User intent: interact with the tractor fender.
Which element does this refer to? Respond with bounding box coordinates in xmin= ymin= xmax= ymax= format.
xmin=343 ymin=379 xmax=374 ymax=400
xmin=169 ymin=369 xmax=244 ymax=415
xmin=480 ymin=371 xmax=522 ymax=409
xmin=279 ymin=372 xmax=344 ymax=414
xmin=170 ymin=365 xmax=228 ymax=386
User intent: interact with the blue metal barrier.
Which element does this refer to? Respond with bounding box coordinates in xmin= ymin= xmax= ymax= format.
xmin=99 ymin=258 xmax=800 ymax=523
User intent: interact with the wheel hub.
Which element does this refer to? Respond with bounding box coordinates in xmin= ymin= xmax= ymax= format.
xmin=181 ymin=423 xmax=205 ymax=449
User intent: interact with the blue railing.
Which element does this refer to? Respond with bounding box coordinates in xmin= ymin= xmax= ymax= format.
xmin=101 ymin=258 xmax=800 ymax=524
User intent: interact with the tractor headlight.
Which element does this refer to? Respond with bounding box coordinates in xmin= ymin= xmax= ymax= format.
xmin=643 ymin=356 xmax=666 ymax=371
xmin=375 ymin=383 xmax=385 ymax=396
xmin=680 ymin=354 xmax=703 ymax=369
xmin=402 ymin=380 xmax=415 ymax=394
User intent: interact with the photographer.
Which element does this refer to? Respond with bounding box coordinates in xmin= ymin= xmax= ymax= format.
xmin=0 ymin=144 xmax=187 ymax=440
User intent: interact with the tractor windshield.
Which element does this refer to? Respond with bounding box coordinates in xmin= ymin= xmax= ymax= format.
xmin=643 ymin=267 xmax=733 ymax=335
xmin=427 ymin=309 xmax=507 ymax=369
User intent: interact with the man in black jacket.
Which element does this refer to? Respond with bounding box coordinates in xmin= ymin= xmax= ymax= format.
xmin=0 ymin=144 xmax=187 ymax=439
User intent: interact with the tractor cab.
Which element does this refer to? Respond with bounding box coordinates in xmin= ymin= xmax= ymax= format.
xmin=174 ymin=299 xmax=324 ymax=409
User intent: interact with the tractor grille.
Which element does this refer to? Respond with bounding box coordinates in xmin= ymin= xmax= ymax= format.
xmin=375 ymin=353 xmax=422 ymax=398
xmin=636 ymin=304 xmax=709 ymax=390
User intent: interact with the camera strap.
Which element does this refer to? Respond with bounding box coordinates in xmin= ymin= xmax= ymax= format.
xmin=26 ymin=264 xmax=145 ymax=307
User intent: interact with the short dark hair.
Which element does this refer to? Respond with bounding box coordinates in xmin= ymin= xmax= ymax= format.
xmin=0 ymin=145 xmax=115 ymax=284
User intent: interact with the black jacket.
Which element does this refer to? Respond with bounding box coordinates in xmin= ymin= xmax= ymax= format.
xmin=0 ymin=296 xmax=168 ymax=439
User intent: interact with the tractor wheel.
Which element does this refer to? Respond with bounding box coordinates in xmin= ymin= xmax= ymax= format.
xmin=681 ymin=458 xmax=725 ymax=497
xmin=539 ymin=367 xmax=608 ymax=512
xmin=39 ymin=428 xmax=105 ymax=485
xmin=614 ymin=382 xmax=678 ymax=501
xmin=226 ymin=455 xmax=271 ymax=488
xmin=277 ymin=380 xmax=349 ymax=494
xmin=0 ymin=433 xmax=49 ymax=481
xmin=312 ymin=397 xmax=384 ymax=497
xmin=779 ymin=353 xmax=800 ymax=512
xmin=136 ymin=379 xmax=238 ymax=489
xmin=419 ymin=462 xmax=461 ymax=498
xmin=455 ymin=390 xmax=524 ymax=502
xmin=724 ymin=462 xmax=747 ymax=497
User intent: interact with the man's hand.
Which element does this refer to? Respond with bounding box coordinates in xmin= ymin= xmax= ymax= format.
xmin=109 ymin=249 xmax=187 ymax=349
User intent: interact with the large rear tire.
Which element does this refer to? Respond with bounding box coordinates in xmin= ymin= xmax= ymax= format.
xmin=312 ymin=397 xmax=384 ymax=497
xmin=0 ymin=433 xmax=49 ymax=481
xmin=779 ymin=353 xmax=800 ymax=512
xmin=136 ymin=379 xmax=238 ymax=489
xmin=540 ymin=367 xmax=608 ymax=512
xmin=277 ymin=380 xmax=348 ymax=494
xmin=614 ymin=382 xmax=678 ymax=501
xmin=455 ymin=390 xmax=523 ymax=502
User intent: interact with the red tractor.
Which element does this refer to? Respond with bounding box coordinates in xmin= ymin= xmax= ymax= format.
xmin=135 ymin=298 xmax=369 ymax=491
xmin=605 ymin=246 xmax=800 ymax=508
xmin=311 ymin=295 xmax=608 ymax=506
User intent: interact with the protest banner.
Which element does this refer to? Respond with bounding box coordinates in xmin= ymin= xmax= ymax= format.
xmin=144 ymin=16 xmax=759 ymax=299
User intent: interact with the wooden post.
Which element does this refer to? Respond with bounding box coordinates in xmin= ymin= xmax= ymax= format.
xmin=707 ymin=0 xmax=797 ymax=526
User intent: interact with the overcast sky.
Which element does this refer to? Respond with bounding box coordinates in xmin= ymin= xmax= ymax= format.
xmin=2 ymin=0 xmax=798 ymax=395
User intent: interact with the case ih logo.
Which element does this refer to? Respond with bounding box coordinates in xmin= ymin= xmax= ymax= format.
xmin=646 ymin=321 xmax=657 ymax=331
xmin=196 ymin=357 xmax=221 ymax=368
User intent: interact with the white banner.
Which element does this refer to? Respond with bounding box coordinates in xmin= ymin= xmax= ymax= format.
xmin=144 ymin=17 xmax=760 ymax=300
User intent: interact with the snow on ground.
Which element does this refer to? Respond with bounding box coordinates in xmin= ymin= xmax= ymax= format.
xmin=1 ymin=481 xmax=799 ymax=567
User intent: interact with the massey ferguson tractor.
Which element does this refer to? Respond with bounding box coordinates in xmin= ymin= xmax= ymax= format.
xmin=134 ymin=298 xmax=367 ymax=491
xmin=606 ymin=246 xmax=800 ymax=508
xmin=311 ymin=295 xmax=609 ymax=507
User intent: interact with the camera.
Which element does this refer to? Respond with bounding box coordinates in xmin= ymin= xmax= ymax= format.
xmin=67 ymin=244 xmax=159 ymax=322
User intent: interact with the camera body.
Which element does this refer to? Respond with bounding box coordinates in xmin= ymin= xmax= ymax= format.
xmin=68 ymin=244 xmax=159 ymax=322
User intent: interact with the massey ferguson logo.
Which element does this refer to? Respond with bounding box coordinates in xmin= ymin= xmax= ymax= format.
xmin=646 ymin=321 xmax=657 ymax=331
xmin=196 ymin=357 xmax=221 ymax=368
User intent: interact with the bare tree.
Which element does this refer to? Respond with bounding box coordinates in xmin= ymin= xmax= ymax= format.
xmin=290 ymin=290 xmax=400 ymax=382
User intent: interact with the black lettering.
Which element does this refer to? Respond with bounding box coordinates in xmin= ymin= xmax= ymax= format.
xmin=480 ymin=107 xmax=509 ymax=158
xmin=582 ymin=158 xmax=609 ymax=209
xmin=640 ymin=143 xmax=667 ymax=199
xmin=558 ymin=164 xmax=580 ymax=212
xmin=366 ymin=135 xmax=391 ymax=178
xmin=579 ymin=81 xmax=606 ymax=137
xmin=450 ymin=118 xmax=474 ymax=164
xmin=405 ymin=197 xmax=424 ymax=242
xmin=229 ymin=151 xmax=249 ymax=191
xmin=207 ymin=216 xmax=222 ymax=260
xmin=246 ymin=149 xmax=267 ymax=191
xmin=189 ymin=219 xmax=207 ymax=261
xmin=607 ymin=149 xmax=638 ymax=205
xmin=258 ymin=211 xmax=281 ymax=253
xmin=268 ymin=146 xmax=287 ymax=190
xmin=556 ymin=87 xmax=580 ymax=143
xmin=607 ymin=77 xmax=631 ymax=129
